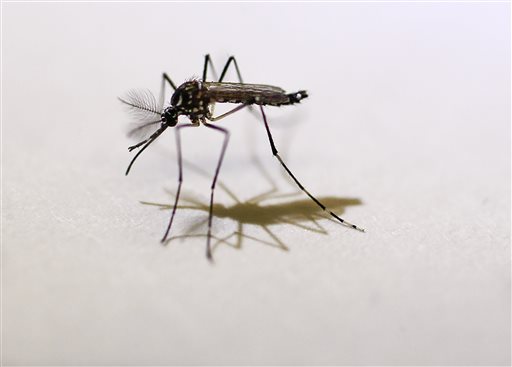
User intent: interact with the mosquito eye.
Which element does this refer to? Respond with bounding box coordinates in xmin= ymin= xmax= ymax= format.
xmin=171 ymin=91 xmax=183 ymax=106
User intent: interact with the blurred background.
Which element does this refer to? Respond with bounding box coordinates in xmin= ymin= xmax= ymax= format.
xmin=2 ymin=3 xmax=510 ymax=365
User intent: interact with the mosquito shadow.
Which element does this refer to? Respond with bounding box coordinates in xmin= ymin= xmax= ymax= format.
xmin=141 ymin=191 xmax=363 ymax=256
xmin=139 ymin=148 xmax=364 ymax=258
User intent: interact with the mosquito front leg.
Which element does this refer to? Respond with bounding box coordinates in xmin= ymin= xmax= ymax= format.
xmin=162 ymin=73 xmax=177 ymax=91
xmin=161 ymin=124 xmax=197 ymax=243
xmin=159 ymin=73 xmax=178 ymax=108
xmin=203 ymin=122 xmax=230 ymax=260
xmin=258 ymin=106 xmax=365 ymax=232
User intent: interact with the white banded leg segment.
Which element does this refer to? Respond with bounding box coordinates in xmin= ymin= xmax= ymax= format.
xmin=260 ymin=106 xmax=365 ymax=233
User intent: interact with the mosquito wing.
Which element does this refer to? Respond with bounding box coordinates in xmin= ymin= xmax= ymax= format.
xmin=204 ymin=82 xmax=290 ymax=106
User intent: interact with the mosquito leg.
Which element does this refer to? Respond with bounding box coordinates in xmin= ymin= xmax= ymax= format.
xmin=160 ymin=73 xmax=178 ymax=108
xmin=217 ymin=56 xmax=261 ymax=119
xmin=218 ymin=56 xmax=244 ymax=83
xmin=162 ymin=73 xmax=177 ymax=91
xmin=202 ymin=54 xmax=219 ymax=116
xmin=181 ymin=156 xmax=241 ymax=204
xmin=209 ymin=56 xmax=248 ymax=118
xmin=203 ymin=123 xmax=230 ymax=260
xmin=209 ymin=104 xmax=248 ymax=121
xmin=202 ymin=54 xmax=218 ymax=82
xmin=202 ymin=54 xmax=210 ymax=81
xmin=258 ymin=106 xmax=366 ymax=232
xmin=161 ymin=124 xmax=196 ymax=243
xmin=125 ymin=125 xmax=168 ymax=175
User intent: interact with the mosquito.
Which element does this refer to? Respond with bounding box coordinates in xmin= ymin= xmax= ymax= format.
xmin=119 ymin=54 xmax=365 ymax=260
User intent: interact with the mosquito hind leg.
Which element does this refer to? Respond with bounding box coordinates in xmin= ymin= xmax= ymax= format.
xmin=258 ymin=106 xmax=365 ymax=232
xmin=203 ymin=122 xmax=230 ymax=260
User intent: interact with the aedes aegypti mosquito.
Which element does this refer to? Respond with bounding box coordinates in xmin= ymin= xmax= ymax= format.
xmin=119 ymin=54 xmax=365 ymax=260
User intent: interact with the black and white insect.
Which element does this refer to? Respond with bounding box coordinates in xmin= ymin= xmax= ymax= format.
xmin=119 ymin=54 xmax=364 ymax=259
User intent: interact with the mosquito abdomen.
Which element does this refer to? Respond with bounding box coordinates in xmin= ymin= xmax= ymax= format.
xmin=205 ymin=82 xmax=308 ymax=106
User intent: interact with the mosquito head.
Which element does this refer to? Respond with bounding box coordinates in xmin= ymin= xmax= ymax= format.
xmin=161 ymin=106 xmax=178 ymax=127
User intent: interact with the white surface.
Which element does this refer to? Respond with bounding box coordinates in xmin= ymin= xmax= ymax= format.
xmin=2 ymin=3 xmax=510 ymax=365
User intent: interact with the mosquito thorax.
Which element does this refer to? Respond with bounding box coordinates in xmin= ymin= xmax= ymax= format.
xmin=161 ymin=107 xmax=178 ymax=127
xmin=170 ymin=80 xmax=210 ymax=119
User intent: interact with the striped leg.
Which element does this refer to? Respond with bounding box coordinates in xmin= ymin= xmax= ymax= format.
xmin=258 ymin=106 xmax=365 ymax=232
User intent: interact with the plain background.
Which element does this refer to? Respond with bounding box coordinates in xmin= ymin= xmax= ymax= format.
xmin=2 ymin=2 xmax=510 ymax=365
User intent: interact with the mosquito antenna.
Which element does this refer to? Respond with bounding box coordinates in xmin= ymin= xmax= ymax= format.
xmin=118 ymin=89 xmax=161 ymax=117
xmin=120 ymin=89 xmax=164 ymax=139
